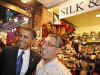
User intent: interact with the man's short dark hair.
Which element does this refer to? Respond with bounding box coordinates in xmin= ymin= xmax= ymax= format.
xmin=47 ymin=34 xmax=65 ymax=48
xmin=18 ymin=26 xmax=37 ymax=38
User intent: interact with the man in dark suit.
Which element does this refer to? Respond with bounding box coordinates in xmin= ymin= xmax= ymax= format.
xmin=0 ymin=26 xmax=41 ymax=75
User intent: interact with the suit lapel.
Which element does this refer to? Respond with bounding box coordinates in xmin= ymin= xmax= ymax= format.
xmin=14 ymin=47 xmax=19 ymax=69
xmin=9 ymin=47 xmax=19 ymax=74
xmin=29 ymin=50 xmax=33 ymax=68
xmin=26 ymin=50 xmax=35 ymax=74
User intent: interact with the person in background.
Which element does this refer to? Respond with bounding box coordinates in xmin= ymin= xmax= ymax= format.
xmin=36 ymin=34 xmax=72 ymax=75
xmin=73 ymin=37 xmax=79 ymax=54
xmin=0 ymin=37 xmax=5 ymax=49
xmin=0 ymin=26 xmax=41 ymax=75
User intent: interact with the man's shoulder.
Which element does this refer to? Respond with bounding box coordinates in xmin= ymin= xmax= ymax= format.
xmin=4 ymin=46 xmax=19 ymax=51
xmin=56 ymin=60 xmax=71 ymax=74
xmin=36 ymin=59 xmax=43 ymax=70
xmin=2 ymin=46 xmax=19 ymax=54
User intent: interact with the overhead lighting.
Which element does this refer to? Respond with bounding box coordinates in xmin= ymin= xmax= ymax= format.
xmin=14 ymin=17 xmax=18 ymax=22
xmin=20 ymin=0 xmax=31 ymax=3
xmin=23 ymin=17 xmax=29 ymax=23
xmin=96 ymin=14 xmax=100 ymax=17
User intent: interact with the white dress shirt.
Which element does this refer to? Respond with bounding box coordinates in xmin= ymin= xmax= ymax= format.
xmin=18 ymin=49 xmax=30 ymax=75
xmin=36 ymin=58 xmax=72 ymax=75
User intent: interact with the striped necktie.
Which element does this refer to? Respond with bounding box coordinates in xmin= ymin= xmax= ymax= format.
xmin=16 ymin=51 xmax=24 ymax=75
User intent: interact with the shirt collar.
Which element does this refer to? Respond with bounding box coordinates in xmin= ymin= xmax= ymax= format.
xmin=41 ymin=57 xmax=58 ymax=66
xmin=18 ymin=48 xmax=30 ymax=56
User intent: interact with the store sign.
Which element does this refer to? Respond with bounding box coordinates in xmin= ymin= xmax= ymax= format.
xmin=59 ymin=0 xmax=100 ymax=19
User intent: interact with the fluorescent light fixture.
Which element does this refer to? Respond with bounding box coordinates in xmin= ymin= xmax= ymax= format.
xmin=37 ymin=0 xmax=65 ymax=8
xmin=96 ymin=14 xmax=100 ymax=17
xmin=20 ymin=0 xmax=31 ymax=3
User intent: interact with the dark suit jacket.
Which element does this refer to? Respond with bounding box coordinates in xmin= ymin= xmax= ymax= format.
xmin=0 ymin=46 xmax=41 ymax=75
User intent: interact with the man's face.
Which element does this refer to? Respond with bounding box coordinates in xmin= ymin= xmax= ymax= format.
xmin=18 ymin=28 xmax=33 ymax=50
xmin=41 ymin=36 xmax=57 ymax=60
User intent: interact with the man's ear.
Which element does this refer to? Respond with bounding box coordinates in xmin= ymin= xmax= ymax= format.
xmin=56 ymin=48 xmax=62 ymax=54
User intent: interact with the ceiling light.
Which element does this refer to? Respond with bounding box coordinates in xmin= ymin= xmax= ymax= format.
xmin=23 ymin=17 xmax=29 ymax=23
xmin=14 ymin=17 xmax=18 ymax=22
xmin=96 ymin=14 xmax=100 ymax=17
xmin=20 ymin=0 xmax=31 ymax=3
